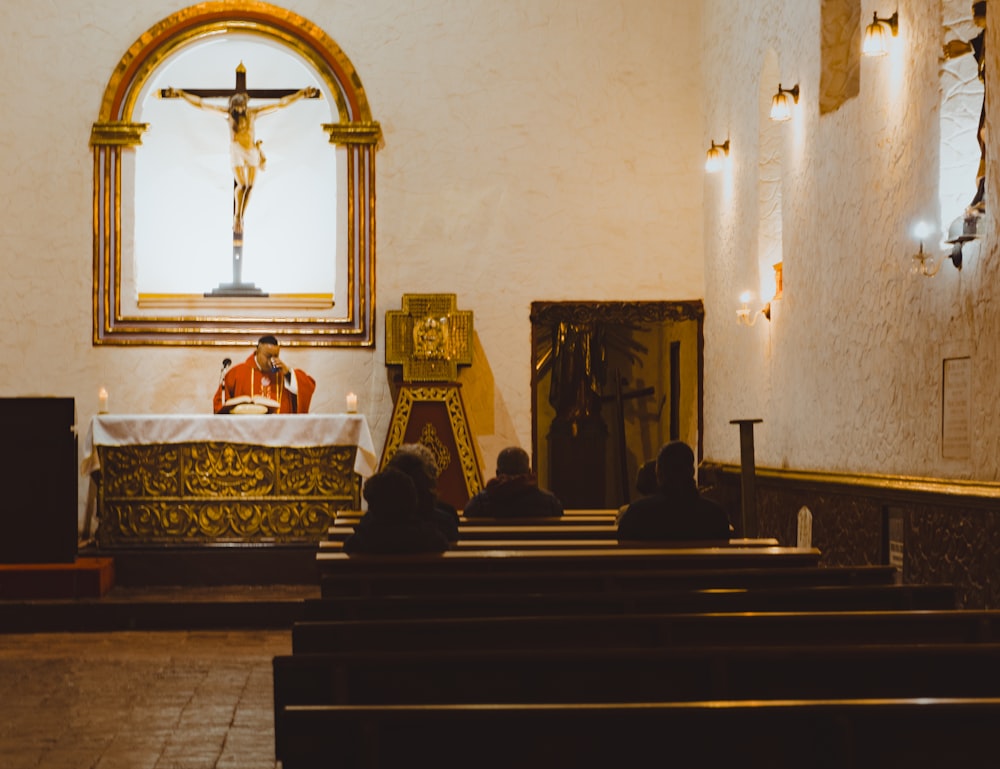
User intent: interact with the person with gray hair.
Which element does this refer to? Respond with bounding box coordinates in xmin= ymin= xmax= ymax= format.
xmin=385 ymin=443 xmax=459 ymax=542
xmin=616 ymin=441 xmax=732 ymax=541
xmin=343 ymin=468 xmax=449 ymax=554
xmin=463 ymin=446 xmax=563 ymax=518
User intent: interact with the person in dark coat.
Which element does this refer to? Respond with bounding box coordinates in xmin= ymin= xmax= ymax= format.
xmin=343 ymin=468 xmax=449 ymax=554
xmin=385 ymin=443 xmax=460 ymax=542
xmin=463 ymin=446 xmax=563 ymax=518
xmin=617 ymin=459 xmax=659 ymax=523
xmin=617 ymin=441 xmax=732 ymax=542
xmin=635 ymin=459 xmax=658 ymax=496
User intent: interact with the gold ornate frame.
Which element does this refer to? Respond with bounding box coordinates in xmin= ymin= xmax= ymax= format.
xmin=90 ymin=2 xmax=381 ymax=346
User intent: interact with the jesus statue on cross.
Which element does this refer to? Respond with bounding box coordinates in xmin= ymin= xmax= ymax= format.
xmin=159 ymin=63 xmax=321 ymax=296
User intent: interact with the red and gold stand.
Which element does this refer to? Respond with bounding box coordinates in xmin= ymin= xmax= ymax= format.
xmin=383 ymin=294 xmax=483 ymax=509
xmin=380 ymin=382 xmax=483 ymax=510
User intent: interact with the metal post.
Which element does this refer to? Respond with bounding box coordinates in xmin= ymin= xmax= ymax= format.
xmin=730 ymin=418 xmax=762 ymax=537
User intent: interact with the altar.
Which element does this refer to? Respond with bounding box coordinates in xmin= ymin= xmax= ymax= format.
xmin=82 ymin=414 xmax=377 ymax=547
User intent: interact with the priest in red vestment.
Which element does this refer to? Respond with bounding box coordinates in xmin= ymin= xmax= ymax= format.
xmin=214 ymin=335 xmax=317 ymax=414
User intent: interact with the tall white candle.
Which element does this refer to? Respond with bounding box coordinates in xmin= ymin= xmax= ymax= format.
xmin=98 ymin=387 xmax=109 ymax=413
xmin=346 ymin=392 xmax=358 ymax=413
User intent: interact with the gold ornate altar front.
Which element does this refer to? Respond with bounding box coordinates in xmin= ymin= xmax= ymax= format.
xmin=83 ymin=414 xmax=377 ymax=547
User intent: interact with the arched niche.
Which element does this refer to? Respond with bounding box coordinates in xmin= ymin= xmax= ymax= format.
xmin=90 ymin=2 xmax=381 ymax=346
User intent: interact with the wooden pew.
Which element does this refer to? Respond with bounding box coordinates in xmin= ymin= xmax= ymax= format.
xmin=333 ymin=509 xmax=621 ymax=525
xmin=291 ymin=606 xmax=988 ymax=653
xmin=277 ymin=697 xmax=1000 ymax=769
xmin=450 ymin=515 xmax=620 ymax=526
xmin=321 ymin=537 xmax=625 ymax=550
xmin=273 ymin=643 xmax=1000 ymax=706
xmin=318 ymin=560 xmax=896 ymax=600
xmin=292 ymin=607 xmax=999 ymax=654
xmin=284 ymin=533 xmax=978 ymax=767
xmin=316 ymin=546 xmax=824 ymax=598
xmin=302 ymin=582 xmax=956 ymax=620
xmin=272 ymin=643 xmax=1000 ymax=765
xmin=320 ymin=536 xmax=781 ymax=550
xmin=318 ymin=546 xmax=821 ymax=571
xmin=327 ymin=523 xmax=622 ymax=541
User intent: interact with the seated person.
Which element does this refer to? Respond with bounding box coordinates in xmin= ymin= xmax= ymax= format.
xmin=343 ymin=468 xmax=450 ymax=554
xmin=617 ymin=441 xmax=732 ymax=542
xmin=386 ymin=443 xmax=460 ymax=542
xmin=214 ymin=335 xmax=316 ymax=414
xmin=617 ymin=459 xmax=658 ymax=523
xmin=635 ymin=459 xmax=658 ymax=496
xmin=464 ymin=446 xmax=563 ymax=518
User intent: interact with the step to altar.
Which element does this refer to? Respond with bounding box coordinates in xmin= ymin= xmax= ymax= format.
xmin=0 ymin=557 xmax=115 ymax=600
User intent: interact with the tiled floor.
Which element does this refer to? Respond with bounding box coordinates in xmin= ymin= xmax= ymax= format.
xmin=0 ymin=628 xmax=291 ymax=769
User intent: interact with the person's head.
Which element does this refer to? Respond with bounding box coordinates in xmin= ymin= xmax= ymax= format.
xmin=496 ymin=446 xmax=531 ymax=477
xmin=655 ymin=441 xmax=697 ymax=489
xmin=363 ymin=468 xmax=418 ymax=520
xmin=636 ymin=460 xmax=658 ymax=496
xmin=254 ymin=335 xmax=280 ymax=371
xmin=386 ymin=443 xmax=440 ymax=509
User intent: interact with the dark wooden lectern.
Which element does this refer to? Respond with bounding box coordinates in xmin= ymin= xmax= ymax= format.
xmin=0 ymin=397 xmax=77 ymax=563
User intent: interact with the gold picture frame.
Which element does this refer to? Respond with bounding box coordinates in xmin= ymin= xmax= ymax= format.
xmin=90 ymin=1 xmax=381 ymax=346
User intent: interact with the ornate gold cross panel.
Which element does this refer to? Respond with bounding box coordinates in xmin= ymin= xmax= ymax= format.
xmin=385 ymin=293 xmax=474 ymax=381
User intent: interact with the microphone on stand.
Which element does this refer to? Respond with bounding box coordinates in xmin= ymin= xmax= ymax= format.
xmin=219 ymin=358 xmax=232 ymax=404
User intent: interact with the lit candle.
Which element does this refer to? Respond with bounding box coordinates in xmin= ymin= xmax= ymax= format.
xmin=98 ymin=387 xmax=109 ymax=413
xmin=346 ymin=392 xmax=358 ymax=413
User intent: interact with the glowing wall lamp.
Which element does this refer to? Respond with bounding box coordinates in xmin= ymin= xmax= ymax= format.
xmin=911 ymin=242 xmax=944 ymax=277
xmin=862 ymin=11 xmax=899 ymax=57
xmin=737 ymin=291 xmax=771 ymax=326
xmin=911 ymin=220 xmax=944 ymax=277
xmin=705 ymin=139 xmax=730 ymax=173
xmin=737 ymin=263 xmax=783 ymax=324
xmin=769 ymin=83 xmax=799 ymax=121
xmin=910 ymin=218 xmax=969 ymax=277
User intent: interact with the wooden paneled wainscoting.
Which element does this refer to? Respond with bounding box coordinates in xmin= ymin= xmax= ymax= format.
xmin=701 ymin=464 xmax=1000 ymax=609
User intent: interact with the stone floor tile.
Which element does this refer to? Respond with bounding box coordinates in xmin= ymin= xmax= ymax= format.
xmin=0 ymin=630 xmax=286 ymax=769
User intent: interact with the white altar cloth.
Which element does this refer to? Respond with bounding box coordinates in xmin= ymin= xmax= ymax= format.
xmin=82 ymin=414 xmax=378 ymax=478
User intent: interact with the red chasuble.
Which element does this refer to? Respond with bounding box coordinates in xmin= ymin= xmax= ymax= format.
xmin=214 ymin=353 xmax=316 ymax=414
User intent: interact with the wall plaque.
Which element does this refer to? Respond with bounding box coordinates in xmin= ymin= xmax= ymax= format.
xmin=942 ymin=356 xmax=971 ymax=460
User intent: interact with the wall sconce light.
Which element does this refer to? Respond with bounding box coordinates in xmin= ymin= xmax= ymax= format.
xmin=911 ymin=242 xmax=944 ymax=277
xmin=944 ymin=212 xmax=980 ymax=270
xmin=862 ymin=11 xmax=899 ymax=57
xmin=705 ymin=139 xmax=730 ymax=173
xmin=910 ymin=214 xmax=976 ymax=276
xmin=737 ymin=291 xmax=771 ymax=326
xmin=769 ymin=83 xmax=799 ymax=121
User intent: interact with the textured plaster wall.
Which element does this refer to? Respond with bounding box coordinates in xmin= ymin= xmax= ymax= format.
xmin=0 ymin=0 xmax=703 ymax=526
xmin=702 ymin=0 xmax=1000 ymax=481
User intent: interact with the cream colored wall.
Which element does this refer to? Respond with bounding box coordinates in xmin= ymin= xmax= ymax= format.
xmin=702 ymin=0 xmax=1000 ymax=481
xmin=0 ymin=0 xmax=704 ymax=527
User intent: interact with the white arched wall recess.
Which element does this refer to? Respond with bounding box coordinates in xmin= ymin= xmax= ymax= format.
xmin=90 ymin=1 xmax=381 ymax=346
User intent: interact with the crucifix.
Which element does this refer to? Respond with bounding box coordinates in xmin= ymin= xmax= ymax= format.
xmin=602 ymin=369 xmax=656 ymax=505
xmin=159 ymin=63 xmax=321 ymax=297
